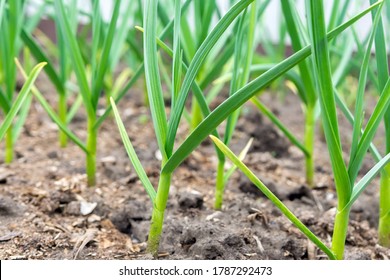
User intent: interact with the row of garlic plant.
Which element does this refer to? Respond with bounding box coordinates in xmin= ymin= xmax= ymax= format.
xmin=0 ymin=0 xmax=45 ymax=162
xmin=368 ymin=0 xmax=390 ymax=248
xmin=19 ymin=0 xmax=144 ymax=186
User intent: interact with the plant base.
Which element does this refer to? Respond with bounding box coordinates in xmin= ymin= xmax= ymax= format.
xmin=5 ymin=127 xmax=13 ymax=164
xmin=331 ymin=206 xmax=350 ymax=260
xmin=86 ymin=119 xmax=97 ymax=186
xmin=379 ymin=168 xmax=390 ymax=247
xmin=214 ymin=160 xmax=225 ymax=210
xmin=147 ymin=173 xmax=172 ymax=257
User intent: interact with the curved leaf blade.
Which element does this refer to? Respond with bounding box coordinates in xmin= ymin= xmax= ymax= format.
xmin=110 ymin=98 xmax=157 ymax=202
xmin=348 ymin=78 xmax=390 ymax=179
xmin=54 ymin=0 xmax=94 ymax=116
xmin=14 ymin=59 xmax=87 ymax=153
xmin=307 ymin=0 xmax=351 ymax=206
xmin=346 ymin=151 xmax=390 ymax=210
xmin=210 ymin=135 xmax=336 ymax=260
xmin=144 ymin=0 xmax=168 ymax=161
xmin=0 ymin=62 xmax=46 ymax=141
xmin=21 ymin=29 xmax=65 ymax=95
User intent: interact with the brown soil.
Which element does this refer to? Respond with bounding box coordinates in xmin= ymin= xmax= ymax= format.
xmin=1 ymin=78 xmax=389 ymax=260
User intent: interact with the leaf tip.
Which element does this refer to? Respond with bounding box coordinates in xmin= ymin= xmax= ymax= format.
xmin=209 ymin=134 xmax=218 ymax=143
xmin=135 ymin=26 xmax=144 ymax=33
xmin=37 ymin=62 xmax=48 ymax=69
xmin=209 ymin=135 xmax=224 ymax=151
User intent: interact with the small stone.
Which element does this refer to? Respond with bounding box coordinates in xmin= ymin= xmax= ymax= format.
xmin=95 ymin=188 xmax=103 ymax=195
xmin=326 ymin=193 xmax=335 ymax=201
xmin=178 ymin=190 xmax=204 ymax=210
xmin=80 ymin=201 xmax=97 ymax=216
xmin=65 ymin=201 xmax=81 ymax=215
xmin=155 ymin=150 xmax=162 ymax=161
xmin=101 ymin=156 xmax=116 ymax=164
xmin=0 ymin=174 xmax=8 ymax=184
xmin=47 ymin=151 xmax=58 ymax=159
xmin=206 ymin=211 xmax=222 ymax=221
xmin=47 ymin=166 xmax=58 ymax=173
xmin=87 ymin=214 xmax=101 ymax=223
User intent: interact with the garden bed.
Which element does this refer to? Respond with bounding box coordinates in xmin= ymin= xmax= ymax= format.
xmin=1 ymin=79 xmax=389 ymax=260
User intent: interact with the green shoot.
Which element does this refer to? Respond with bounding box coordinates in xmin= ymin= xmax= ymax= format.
xmin=281 ymin=0 xmax=317 ymax=187
xmin=215 ymin=0 xmax=259 ymax=209
xmin=23 ymin=0 xmax=136 ymax=185
xmin=307 ymin=0 xmax=388 ymax=259
xmin=0 ymin=0 xmax=26 ymax=163
xmin=15 ymin=58 xmax=87 ymax=153
xmin=0 ymin=62 xmax=46 ymax=142
xmin=368 ymin=0 xmax=390 ymax=248
xmin=1 ymin=1 xmax=46 ymax=162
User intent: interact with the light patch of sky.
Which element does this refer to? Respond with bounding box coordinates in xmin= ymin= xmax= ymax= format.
xmin=26 ymin=0 xmax=388 ymax=51
xmin=260 ymin=0 xmax=372 ymax=44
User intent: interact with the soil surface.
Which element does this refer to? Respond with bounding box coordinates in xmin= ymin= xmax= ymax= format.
xmin=1 ymin=77 xmax=390 ymax=260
